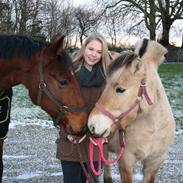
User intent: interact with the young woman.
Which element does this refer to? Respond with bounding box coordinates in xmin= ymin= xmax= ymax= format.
xmin=56 ymin=32 xmax=111 ymax=183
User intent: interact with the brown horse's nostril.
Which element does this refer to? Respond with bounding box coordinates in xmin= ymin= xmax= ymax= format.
xmin=80 ymin=125 xmax=88 ymax=135
xmin=70 ymin=124 xmax=88 ymax=136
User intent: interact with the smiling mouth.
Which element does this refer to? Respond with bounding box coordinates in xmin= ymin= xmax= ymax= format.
xmin=88 ymin=58 xmax=96 ymax=62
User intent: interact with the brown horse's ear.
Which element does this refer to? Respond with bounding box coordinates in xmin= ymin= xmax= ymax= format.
xmin=48 ymin=34 xmax=66 ymax=57
xmin=51 ymin=33 xmax=62 ymax=43
xmin=56 ymin=35 xmax=66 ymax=55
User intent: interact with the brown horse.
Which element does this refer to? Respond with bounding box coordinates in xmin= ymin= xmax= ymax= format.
xmin=0 ymin=34 xmax=88 ymax=182
xmin=88 ymin=39 xmax=175 ymax=183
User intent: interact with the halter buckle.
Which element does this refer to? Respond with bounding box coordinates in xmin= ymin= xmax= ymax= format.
xmin=39 ymin=82 xmax=46 ymax=89
xmin=136 ymin=96 xmax=142 ymax=102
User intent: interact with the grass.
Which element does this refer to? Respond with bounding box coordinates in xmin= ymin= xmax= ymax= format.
xmin=159 ymin=63 xmax=183 ymax=73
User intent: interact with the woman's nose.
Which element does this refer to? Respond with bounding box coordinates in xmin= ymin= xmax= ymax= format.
xmin=91 ymin=51 xmax=97 ymax=57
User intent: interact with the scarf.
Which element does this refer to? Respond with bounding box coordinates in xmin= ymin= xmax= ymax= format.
xmin=77 ymin=63 xmax=105 ymax=88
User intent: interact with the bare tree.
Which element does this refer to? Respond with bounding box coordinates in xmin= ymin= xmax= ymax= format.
xmin=29 ymin=0 xmax=43 ymax=39
xmin=18 ymin=0 xmax=31 ymax=34
xmin=102 ymin=0 xmax=183 ymax=45
xmin=42 ymin=0 xmax=60 ymax=40
xmin=59 ymin=6 xmax=76 ymax=47
xmin=157 ymin=0 xmax=183 ymax=46
xmin=102 ymin=6 xmax=125 ymax=46
xmin=101 ymin=0 xmax=159 ymax=40
xmin=74 ymin=7 xmax=99 ymax=45
xmin=9 ymin=0 xmax=45 ymax=37
xmin=0 ymin=0 xmax=13 ymax=34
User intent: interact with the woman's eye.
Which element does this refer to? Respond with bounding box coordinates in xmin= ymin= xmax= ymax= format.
xmin=97 ymin=51 xmax=102 ymax=55
xmin=89 ymin=48 xmax=94 ymax=51
xmin=116 ymin=87 xmax=126 ymax=93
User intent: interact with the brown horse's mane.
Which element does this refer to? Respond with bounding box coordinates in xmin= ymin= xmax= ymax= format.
xmin=107 ymin=51 xmax=138 ymax=77
xmin=0 ymin=34 xmax=74 ymax=77
xmin=0 ymin=34 xmax=48 ymax=59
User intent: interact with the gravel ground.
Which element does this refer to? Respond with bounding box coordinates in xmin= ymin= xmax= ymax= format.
xmin=2 ymin=125 xmax=183 ymax=183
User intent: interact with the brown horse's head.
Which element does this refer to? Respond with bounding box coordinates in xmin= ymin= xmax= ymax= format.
xmin=29 ymin=35 xmax=89 ymax=135
xmin=88 ymin=39 xmax=167 ymax=138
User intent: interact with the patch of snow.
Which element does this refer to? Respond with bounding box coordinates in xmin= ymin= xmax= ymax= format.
xmin=3 ymin=155 xmax=31 ymax=159
xmin=16 ymin=171 xmax=42 ymax=180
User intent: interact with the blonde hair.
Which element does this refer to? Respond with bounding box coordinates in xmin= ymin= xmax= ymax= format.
xmin=73 ymin=32 xmax=110 ymax=76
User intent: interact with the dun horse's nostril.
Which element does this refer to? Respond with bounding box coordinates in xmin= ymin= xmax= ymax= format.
xmin=90 ymin=125 xmax=95 ymax=134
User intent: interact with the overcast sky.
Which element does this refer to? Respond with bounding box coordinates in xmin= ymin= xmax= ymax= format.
xmin=72 ymin=0 xmax=89 ymax=7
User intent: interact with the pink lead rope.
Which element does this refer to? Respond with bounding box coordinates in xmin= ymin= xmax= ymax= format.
xmin=89 ymin=137 xmax=125 ymax=176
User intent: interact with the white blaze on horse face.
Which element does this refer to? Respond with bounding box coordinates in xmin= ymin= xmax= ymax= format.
xmin=88 ymin=113 xmax=113 ymax=137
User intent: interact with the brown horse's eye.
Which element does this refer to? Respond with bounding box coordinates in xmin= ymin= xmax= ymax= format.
xmin=59 ymin=79 xmax=69 ymax=86
xmin=116 ymin=87 xmax=126 ymax=93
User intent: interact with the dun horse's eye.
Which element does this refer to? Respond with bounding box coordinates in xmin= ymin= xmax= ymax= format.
xmin=59 ymin=79 xmax=69 ymax=86
xmin=116 ymin=87 xmax=126 ymax=93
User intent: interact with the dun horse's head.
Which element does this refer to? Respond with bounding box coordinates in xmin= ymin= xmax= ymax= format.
xmin=26 ymin=34 xmax=88 ymax=135
xmin=88 ymin=39 xmax=167 ymax=138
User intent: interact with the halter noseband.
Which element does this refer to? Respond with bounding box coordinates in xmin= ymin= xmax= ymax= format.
xmin=95 ymin=79 xmax=153 ymax=125
xmin=37 ymin=48 xmax=88 ymax=125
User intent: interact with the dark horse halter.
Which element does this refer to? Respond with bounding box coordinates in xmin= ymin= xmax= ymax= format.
xmin=95 ymin=79 xmax=153 ymax=126
xmin=37 ymin=48 xmax=88 ymax=126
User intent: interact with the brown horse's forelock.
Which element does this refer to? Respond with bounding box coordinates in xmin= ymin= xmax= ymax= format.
xmin=58 ymin=50 xmax=74 ymax=74
xmin=107 ymin=51 xmax=138 ymax=77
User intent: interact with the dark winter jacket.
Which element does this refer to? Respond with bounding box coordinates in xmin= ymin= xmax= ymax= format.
xmin=56 ymin=64 xmax=108 ymax=162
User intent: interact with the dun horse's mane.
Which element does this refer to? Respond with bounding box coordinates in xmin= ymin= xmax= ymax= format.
xmin=107 ymin=51 xmax=138 ymax=77
xmin=0 ymin=35 xmax=48 ymax=59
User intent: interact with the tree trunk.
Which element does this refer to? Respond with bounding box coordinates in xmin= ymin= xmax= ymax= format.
xmin=149 ymin=0 xmax=156 ymax=40
xmin=150 ymin=29 xmax=156 ymax=40
xmin=159 ymin=21 xmax=171 ymax=46
xmin=181 ymin=34 xmax=183 ymax=48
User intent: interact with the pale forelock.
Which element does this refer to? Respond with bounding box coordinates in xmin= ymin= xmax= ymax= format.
xmin=107 ymin=51 xmax=138 ymax=78
xmin=107 ymin=67 xmax=123 ymax=83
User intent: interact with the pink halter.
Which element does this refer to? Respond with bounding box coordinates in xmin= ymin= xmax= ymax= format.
xmin=95 ymin=79 xmax=153 ymax=123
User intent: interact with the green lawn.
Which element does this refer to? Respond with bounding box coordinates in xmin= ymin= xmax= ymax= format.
xmin=159 ymin=63 xmax=183 ymax=73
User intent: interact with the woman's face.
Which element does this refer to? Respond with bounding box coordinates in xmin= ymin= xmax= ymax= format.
xmin=83 ymin=40 xmax=102 ymax=71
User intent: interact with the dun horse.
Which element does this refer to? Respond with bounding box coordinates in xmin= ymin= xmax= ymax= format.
xmin=88 ymin=39 xmax=175 ymax=183
xmin=0 ymin=34 xmax=88 ymax=182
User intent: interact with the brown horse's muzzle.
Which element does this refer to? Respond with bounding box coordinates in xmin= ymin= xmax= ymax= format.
xmin=65 ymin=122 xmax=89 ymax=136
